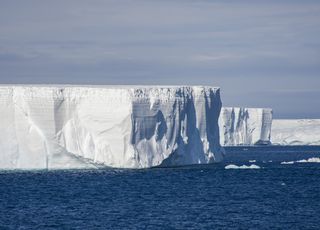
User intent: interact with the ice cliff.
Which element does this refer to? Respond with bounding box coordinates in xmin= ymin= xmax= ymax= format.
xmin=272 ymin=119 xmax=320 ymax=145
xmin=219 ymin=107 xmax=273 ymax=146
xmin=0 ymin=85 xmax=223 ymax=169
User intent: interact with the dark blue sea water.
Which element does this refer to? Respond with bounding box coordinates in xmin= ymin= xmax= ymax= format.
xmin=1 ymin=147 xmax=320 ymax=229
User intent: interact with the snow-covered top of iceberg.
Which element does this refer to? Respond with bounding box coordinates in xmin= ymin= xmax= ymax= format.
xmin=272 ymin=119 xmax=320 ymax=145
xmin=0 ymin=84 xmax=219 ymax=92
xmin=0 ymin=84 xmax=219 ymax=88
xmin=0 ymin=84 xmax=220 ymax=102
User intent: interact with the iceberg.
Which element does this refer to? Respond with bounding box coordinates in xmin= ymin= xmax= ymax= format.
xmin=0 ymin=85 xmax=224 ymax=169
xmin=218 ymin=107 xmax=273 ymax=146
xmin=271 ymin=119 xmax=320 ymax=146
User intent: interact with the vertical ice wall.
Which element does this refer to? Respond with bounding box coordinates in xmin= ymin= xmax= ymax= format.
xmin=0 ymin=85 xmax=223 ymax=169
xmin=219 ymin=107 xmax=273 ymax=146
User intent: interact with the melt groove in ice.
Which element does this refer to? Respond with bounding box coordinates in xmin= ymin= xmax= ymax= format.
xmin=218 ymin=107 xmax=273 ymax=146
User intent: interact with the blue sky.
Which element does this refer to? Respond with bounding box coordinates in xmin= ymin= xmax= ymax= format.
xmin=0 ymin=0 xmax=319 ymax=118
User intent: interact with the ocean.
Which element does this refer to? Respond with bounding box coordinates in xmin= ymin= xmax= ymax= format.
xmin=1 ymin=147 xmax=320 ymax=229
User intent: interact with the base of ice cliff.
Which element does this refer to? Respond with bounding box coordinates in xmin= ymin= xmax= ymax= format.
xmin=0 ymin=85 xmax=224 ymax=169
xmin=219 ymin=107 xmax=273 ymax=146
xmin=271 ymin=119 xmax=320 ymax=146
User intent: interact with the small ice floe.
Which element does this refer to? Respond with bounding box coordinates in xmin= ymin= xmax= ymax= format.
xmin=281 ymin=182 xmax=286 ymax=186
xmin=281 ymin=161 xmax=295 ymax=165
xmin=281 ymin=157 xmax=320 ymax=165
xmin=249 ymin=160 xmax=256 ymax=163
xmin=296 ymin=157 xmax=320 ymax=163
xmin=225 ymin=164 xmax=261 ymax=169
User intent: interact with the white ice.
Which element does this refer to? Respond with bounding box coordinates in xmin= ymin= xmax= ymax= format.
xmin=280 ymin=157 xmax=320 ymax=164
xmin=297 ymin=157 xmax=320 ymax=163
xmin=0 ymin=85 xmax=224 ymax=170
xmin=280 ymin=161 xmax=295 ymax=165
xmin=224 ymin=164 xmax=261 ymax=169
xmin=272 ymin=119 xmax=320 ymax=146
xmin=218 ymin=107 xmax=273 ymax=146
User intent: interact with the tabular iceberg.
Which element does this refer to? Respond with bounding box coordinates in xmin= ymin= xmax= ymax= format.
xmin=0 ymin=85 xmax=224 ymax=169
xmin=272 ymin=119 xmax=320 ymax=145
xmin=218 ymin=107 xmax=273 ymax=146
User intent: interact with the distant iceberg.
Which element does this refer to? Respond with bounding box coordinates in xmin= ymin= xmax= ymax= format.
xmin=219 ymin=107 xmax=273 ymax=146
xmin=272 ymin=119 xmax=320 ymax=146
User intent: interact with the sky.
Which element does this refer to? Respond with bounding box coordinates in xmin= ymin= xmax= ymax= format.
xmin=0 ymin=0 xmax=320 ymax=118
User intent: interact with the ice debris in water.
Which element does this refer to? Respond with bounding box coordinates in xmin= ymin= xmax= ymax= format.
xmin=296 ymin=157 xmax=320 ymax=163
xmin=225 ymin=164 xmax=261 ymax=169
xmin=281 ymin=157 xmax=320 ymax=165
